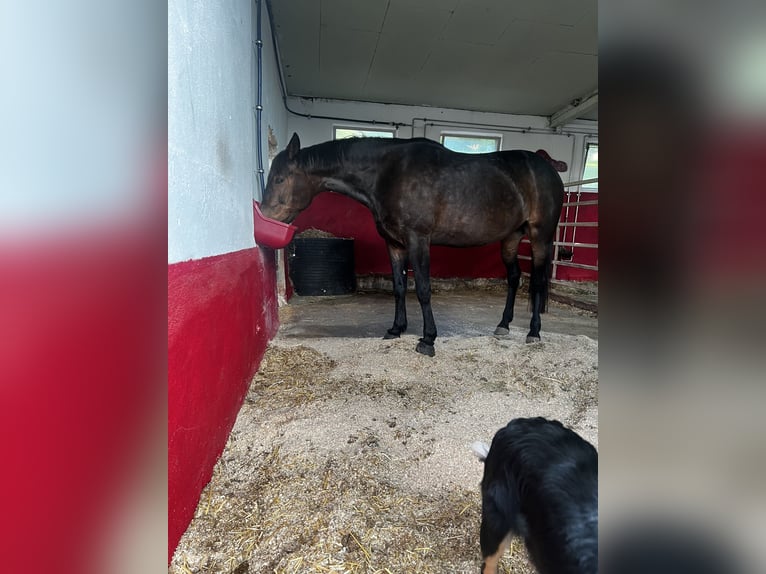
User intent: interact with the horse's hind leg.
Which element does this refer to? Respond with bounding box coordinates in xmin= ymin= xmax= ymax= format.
xmin=494 ymin=231 xmax=524 ymax=337
xmin=408 ymin=235 xmax=437 ymax=356
xmin=526 ymin=225 xmax=554 ymax=343
xmin=384 ymin=243 xmax=408 ymax=339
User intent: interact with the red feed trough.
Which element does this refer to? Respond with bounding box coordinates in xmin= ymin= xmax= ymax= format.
xmin=254 ymin=201 xmax=297 ymax=248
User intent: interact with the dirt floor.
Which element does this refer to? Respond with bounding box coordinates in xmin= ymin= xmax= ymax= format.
xmin=170 ymin=288 xmax=598 ymax=574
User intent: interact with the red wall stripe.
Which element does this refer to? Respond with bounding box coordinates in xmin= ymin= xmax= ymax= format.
xmin=292 ymin=192 xmax=597 ymax=281
xmin=293 ymin=193 xmax=510 ymax=279
xmin=168 ymin=246 xmax=278 ymax=559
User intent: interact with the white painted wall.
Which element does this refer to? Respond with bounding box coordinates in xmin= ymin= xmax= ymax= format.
xmin=285 ymin=97 xmax=597 ymax=184
xmin=168 ymin=0 xmax=287 ymax=264
xmin=168 ymin=0 xmax=253 ymax=263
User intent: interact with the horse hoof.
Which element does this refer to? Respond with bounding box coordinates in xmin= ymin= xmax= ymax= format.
xmin=493 ymin=326 xmax=510 ymax=337
xmin=525 ymin=335 xmax=542 ymax=344
xmin=416 ymin=341 xmax=435 ymax=357
xmin=383 ymin=330 xmax=401 ymax=339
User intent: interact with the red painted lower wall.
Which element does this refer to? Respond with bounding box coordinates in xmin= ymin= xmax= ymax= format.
xmin=168 ymin=246 xmax=278 ymax=559
xmin=293 ymin=192 xmax=598 ymax=282
xmin=293 ymin=193 xmax=392 ymax=276
xmin=293 ymin=193 xmax=512 ymax=279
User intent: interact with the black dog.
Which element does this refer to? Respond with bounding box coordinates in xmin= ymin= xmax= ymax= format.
xmin=472 ymin=417 xmax=598 ymax=574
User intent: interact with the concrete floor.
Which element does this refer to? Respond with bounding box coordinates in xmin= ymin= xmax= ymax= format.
xmin=279 ymin=289 xmax=598 ymax=341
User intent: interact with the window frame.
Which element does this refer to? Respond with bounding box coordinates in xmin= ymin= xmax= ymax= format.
xmin=581 ymin=140 xmax=598 ymax=191
xmin=439 ymin=131 xmax=502 ymax=154
xmin=333 ymin=125 xmax=396 ymax=140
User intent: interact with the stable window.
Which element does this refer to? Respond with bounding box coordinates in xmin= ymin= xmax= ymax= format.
xmin=582 ymin=143 xmax=598 ymax=190
xmin=440 ymin=133 xmax=501 ymax=154
xmin=334 ymin=126 xmax=395 ymax=140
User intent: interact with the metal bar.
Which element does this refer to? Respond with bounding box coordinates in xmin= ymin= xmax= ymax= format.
xmin=255 ymin=0 xmax=265 ymax=198
xmin=571 ymin=187 xmax=583 ymax=258
xmin=556 ymin=222 xmax=598 ymax=227
xmin=552 ymin=217 xmax=561 ymax=280
xmin=554 ymin=261 xmax=599 ymax=270
xmin=562 ymin=200 xmax=598 ymax=207
xmin=561 ymin=189 xmax=573 ymax=266
xmin=554 ymin=241 xmax=599 ymax=249
xmin=417 ymin=118 xmax=597 ymax=137
xmin=521 ymin=238 xmax=599 ymax=246
xmin=563 ymin=178 xmax=598 ymax=187
xmin=549 ymin=90 xmax=599 ymax=128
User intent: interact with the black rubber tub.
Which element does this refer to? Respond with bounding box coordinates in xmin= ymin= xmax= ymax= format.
xmin=288 ymin=237 xmax=356 ymax=296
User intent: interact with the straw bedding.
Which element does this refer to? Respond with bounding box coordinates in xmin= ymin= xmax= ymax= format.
xmin=171 ymin=328 xmax=597 ymax=574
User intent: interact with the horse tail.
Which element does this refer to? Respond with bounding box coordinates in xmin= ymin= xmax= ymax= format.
xmin=541 ymin=242 xmax=554 ymax=314
xmin=526 ymin=246 xmax=553 ymax=314
xmin=526 ymin=224 xmax=556 ymax=315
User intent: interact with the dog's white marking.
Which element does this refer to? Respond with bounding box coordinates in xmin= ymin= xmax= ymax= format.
xmin=471 ymin=441 xmax=490 ymax=462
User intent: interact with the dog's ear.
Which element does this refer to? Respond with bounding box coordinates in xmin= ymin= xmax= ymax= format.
xmin=287 ymin=132 xmax=300 ymax=160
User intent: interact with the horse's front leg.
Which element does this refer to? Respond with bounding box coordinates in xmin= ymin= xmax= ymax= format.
xmin=409 ymin=236 xmax=437 ymax=356
xmin=383 ymin=243 xmax=408 ymax=339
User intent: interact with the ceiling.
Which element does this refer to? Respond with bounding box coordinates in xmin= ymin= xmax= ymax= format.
xmin=269 ymin=0 xmax=598 ymax=122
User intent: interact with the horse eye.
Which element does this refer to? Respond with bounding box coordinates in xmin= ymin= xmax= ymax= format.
xmin=274 ymin=176 xmax=285 ymax=184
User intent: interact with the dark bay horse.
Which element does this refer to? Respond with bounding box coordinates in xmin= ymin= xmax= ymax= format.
xmin=261 ymin=133 xmax=564 ymax=356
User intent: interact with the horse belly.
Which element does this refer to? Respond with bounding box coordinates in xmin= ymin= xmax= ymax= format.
xmin=431 ymin=207 xmax=522 ymax=247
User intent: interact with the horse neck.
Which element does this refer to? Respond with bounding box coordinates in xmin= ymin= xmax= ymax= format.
xmin=300 ymin=143 xmax=382 ymax=210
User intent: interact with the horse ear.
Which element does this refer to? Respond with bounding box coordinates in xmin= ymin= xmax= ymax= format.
xmin=287 ymin=132 xmax=300 ymax=159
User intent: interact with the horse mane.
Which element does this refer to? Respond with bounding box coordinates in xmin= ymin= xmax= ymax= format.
xmin=298 ymin=137 xmax=439 ymax=172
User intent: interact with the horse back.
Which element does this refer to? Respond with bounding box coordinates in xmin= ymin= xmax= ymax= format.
xmin=373 ymin=144 xmax=564 ymax=246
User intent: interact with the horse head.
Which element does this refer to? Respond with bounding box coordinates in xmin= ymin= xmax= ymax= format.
xmin=261 ymin=133 xmax=314 ymax=223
